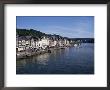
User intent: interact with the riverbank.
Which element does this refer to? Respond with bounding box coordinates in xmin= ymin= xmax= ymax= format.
xmin=16 ymin=46 xmax=69 ymax=59
xmin=16 ymin=42 xmax=82 ymax=59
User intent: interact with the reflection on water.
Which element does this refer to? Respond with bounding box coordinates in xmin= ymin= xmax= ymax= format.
xmin=16 ymin=43 xmax=94 ymax=74
xmin=34 ymin=53 xmax=50 ymax=65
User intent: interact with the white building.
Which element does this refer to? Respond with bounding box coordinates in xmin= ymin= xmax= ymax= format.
xmin=40 ymin=36 xmax=50 ymax=49
xmin=53 ymin=40 xmax=57 ymax=46
xmin=64 ymin=39 xmax=70 ymax=46
xmin=29 ymin=36 xmax=40 ymax=49
xmin=16 ymin=36 xmax=27 ymax=51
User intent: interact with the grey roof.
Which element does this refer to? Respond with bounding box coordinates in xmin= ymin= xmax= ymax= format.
xmin=18 ymin=36 xmax=27 ymax=41
xmin=17 ymin=36 xmax=40 ymax=41
xmin=31 ymin=36 xmax=39 ymax=40
xmin=25 ymin=36 xmax=32 ymax=40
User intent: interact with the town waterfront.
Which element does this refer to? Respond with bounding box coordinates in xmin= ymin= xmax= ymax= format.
xmin=16 ymin=43 xmax=94 ymax=74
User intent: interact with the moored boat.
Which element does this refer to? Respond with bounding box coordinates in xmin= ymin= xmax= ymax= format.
xmin=74 ymin=44 xmax=78 ymax=47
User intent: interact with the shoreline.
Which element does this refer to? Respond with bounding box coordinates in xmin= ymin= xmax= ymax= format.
xmin=16 ymin=42 xmax=84 ymax=59
xmin=16 ymin=46 xmax=70 ymax=59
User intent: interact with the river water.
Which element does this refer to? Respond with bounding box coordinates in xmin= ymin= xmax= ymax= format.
xmin=16 ymin=43 xmax=94 ymax=74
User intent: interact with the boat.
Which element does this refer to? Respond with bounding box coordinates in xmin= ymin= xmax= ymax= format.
xmin=74 ymin=44 xmax=78 ymax=47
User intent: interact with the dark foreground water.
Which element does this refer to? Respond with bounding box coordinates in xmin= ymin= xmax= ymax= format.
xmin=16 ymin=43 xmax=94 ymax=74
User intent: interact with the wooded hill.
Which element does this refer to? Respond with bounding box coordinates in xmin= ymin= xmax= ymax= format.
xmin=16 ymin=28 xmax=94 ymax=43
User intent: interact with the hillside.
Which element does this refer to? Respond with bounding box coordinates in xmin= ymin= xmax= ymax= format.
xmin=16 ymin=29 xmax=47 ymax=38
xmin=16 ymin=28 xmax=94 ymax=43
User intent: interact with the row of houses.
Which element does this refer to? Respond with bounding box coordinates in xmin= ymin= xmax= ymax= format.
xmin=16 ymin=35 xmax=73 ymax=52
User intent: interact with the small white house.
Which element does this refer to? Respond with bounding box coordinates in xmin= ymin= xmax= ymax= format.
xmin=29 ymin=36 xmax=40 ymax=49
xmin=58 ymin=39 xmax=65 ymax=47
xmin=16 ymin=36 xmax=27 ymax=51
xmin=41 ymin=36 xmax=50 ymax=45
xmin=39 ymin=36 xmax=50 ymax=49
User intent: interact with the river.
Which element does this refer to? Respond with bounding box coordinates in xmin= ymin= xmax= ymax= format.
xmin=16 ymin=43 xmax=94 ymax=74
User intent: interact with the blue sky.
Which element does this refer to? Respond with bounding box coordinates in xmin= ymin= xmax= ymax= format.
xmin=16 ymin=16 xmax=94 ymax=38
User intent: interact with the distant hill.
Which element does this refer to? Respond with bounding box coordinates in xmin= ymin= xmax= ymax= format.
xmin=71 ymin=38 xmax=94 ymax=43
